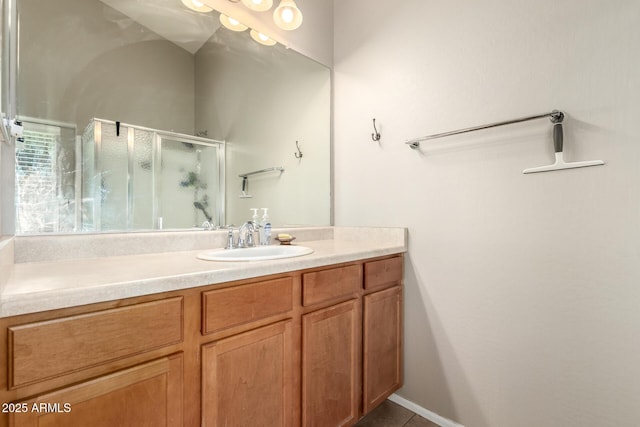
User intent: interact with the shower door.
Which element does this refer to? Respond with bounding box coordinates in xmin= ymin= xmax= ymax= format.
xmin=82 ymin=119 xmax=224 ymax=232
xmin=156 ymin=135 xmax=224 ymax=230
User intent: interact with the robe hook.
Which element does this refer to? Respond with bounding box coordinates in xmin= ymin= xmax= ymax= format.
xmin=295 ymin=140 xmax=303 ymax=158
xmin=371 ymin=118 xmax=381 ymax=141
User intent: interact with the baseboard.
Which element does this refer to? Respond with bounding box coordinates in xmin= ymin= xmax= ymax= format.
xmin=388 ymin=394 xmax=465 ymax=427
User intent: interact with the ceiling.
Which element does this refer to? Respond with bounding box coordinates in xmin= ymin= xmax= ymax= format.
xmin=99 ymin=0 xmax=221 ymax=54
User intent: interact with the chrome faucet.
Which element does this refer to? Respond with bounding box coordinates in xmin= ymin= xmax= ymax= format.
xmin=237 ymin=221 xmax=258 ymax=248
xmin=225 ymin=228 xmax=236 ymax=249
xmin=201 ymin=220 xmax=216 ymax=231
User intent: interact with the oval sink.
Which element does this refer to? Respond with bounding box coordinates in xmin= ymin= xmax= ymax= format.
xmin=198 ymin=245 xmax=314 ymax=262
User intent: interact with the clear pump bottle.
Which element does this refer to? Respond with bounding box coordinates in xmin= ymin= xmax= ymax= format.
xmin=260 ymin=208 xmax=271 ymax=245
xmin=251 ymin=208 xmax=259 ymax=226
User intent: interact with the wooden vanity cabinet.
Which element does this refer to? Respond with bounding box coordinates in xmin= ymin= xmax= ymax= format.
xmin=300 ymin=256 xmax=403 ymax=427
xmin=362 ymin=286 xmax=402 ymax=413
xmin=202 ymin=321 xmax=294 ymax=427
xmin=9 ymin=353 xmax=184 ymax=427
xmin=1 ymin=296 xmax=188 ymax=427
xmin=302 ymin=300 xmax=360 ymax=427
xmin=0 ymin=254 xmax=403 ymax=427
xmin=362 ymin=256 xmax=404 ymax=414
xmin=301 ymin=265 xmax=361 ymax=427
xmin=201 ymin=278 xmax=296 ymax=427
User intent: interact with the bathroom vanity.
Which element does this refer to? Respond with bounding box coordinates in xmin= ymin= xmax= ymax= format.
xmin=0 ymin=227 xmax=405 ymax=426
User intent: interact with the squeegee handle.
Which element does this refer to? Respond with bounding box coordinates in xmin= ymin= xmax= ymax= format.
xmin=554 ymin=123 xmax=563 ymax=153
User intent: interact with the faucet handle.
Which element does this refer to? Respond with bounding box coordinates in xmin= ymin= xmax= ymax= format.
xmin=246 ymin=229 xmax=255 ymax=247
xmin=224 ymin=228 xmax=236 ymax=249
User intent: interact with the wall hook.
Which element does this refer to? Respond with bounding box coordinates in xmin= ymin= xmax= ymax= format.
xmin=295 ymin=140 xmax=303 ymax=158
xmin=371 ymin=118 xmax=381 ymax=141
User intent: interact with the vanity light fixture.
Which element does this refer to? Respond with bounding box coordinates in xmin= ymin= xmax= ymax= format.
xmin=218 ymin=12 xmax=275 ymax=47
xmin=219 ymin=14 xmax=248 ymax=31
xmin=241 ymin=0 xmax=273 ymax=12
xmin=250 ymin=29 xmax=277 ymax=46
xmin=181 ymin=0 xmax=213 ymax=13
xmin=273 ymin=0 xmax=302 ymax=30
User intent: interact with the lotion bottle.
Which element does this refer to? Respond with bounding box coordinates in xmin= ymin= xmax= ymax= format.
xmin=251 ymin=208 xmax=259 ymax=225
xmin=260 ymin=208 xmax=271 ymax=245
xmin=251 ymin=208 xmax=260 ymax=245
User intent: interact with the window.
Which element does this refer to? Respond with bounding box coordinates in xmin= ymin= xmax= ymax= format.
xmin=15 ymin=126 xmax=59 ymax=233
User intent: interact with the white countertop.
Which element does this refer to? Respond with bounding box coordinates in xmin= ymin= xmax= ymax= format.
xmin=0 ymin=227 xmax=406 ymax=317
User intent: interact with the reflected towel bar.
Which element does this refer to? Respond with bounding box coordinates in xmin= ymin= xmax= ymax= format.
xmin=405 ymin=110 xmax=565 ymax=149
xmin=238 ymin=166 xmax=285 ymax=178
xmin=238 ymin=166 xmax=285 ymax=198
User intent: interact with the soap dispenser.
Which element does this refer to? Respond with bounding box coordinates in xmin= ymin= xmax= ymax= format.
xmin=260 ymin=208 xmax=271 ymax=245
xmin=251 ymin=208 xmax=259 ymax=225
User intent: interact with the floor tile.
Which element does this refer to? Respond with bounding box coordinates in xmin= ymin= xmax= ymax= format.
xmin=354 ymin=400 xmax=415 ymax=427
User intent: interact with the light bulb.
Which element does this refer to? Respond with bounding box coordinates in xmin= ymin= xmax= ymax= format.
xmin=220 ymin=14 xmax=248 ymax=32
xmin=181 ymin=0 xmax=213 ymax=13
xmin=273 ymin=0 xmax=302 ymax=31
xmin=250 ymin=29 xmax=276 ymax=46
xmin=241 ymin=0 xmax=273 ymax=12
xmin=280 ymin=7 xmax=294 ymax=23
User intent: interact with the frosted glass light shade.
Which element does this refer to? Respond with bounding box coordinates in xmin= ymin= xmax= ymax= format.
xmin=241 ymin=0 xmax=273 ymax=12
xmin=250 ymin=29 xmax=276 ymax=46
xmin=273 ymin=0 xmax=302 ymax=30
xmin=181 ymin=0 xmax=213 ymax=13
xmin=219 ymin=14 xmax=248 ymax=31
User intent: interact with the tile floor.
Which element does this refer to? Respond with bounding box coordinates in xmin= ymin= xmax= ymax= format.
xmin=354 ymin=400 xmax=439 ymax=427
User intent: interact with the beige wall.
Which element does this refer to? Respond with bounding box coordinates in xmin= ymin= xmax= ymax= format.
xmin=334 ymin=1 xmax=640 ymax=426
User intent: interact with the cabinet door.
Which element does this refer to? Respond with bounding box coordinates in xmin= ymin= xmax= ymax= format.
xmin=10 ymin=353 xmax=183 ymax=427
xmin=302 ymin=300 xmax=359 ymax=427
xmin=362 ymin=286 xmax=402 ymax=413
xmin=202 ymin=321 xmax=293 ymax=427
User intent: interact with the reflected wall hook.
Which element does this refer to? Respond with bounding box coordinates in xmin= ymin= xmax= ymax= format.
xmin=371 ymin=118 xmax=381 ymax=141
xmin=295 ymin=140 xmax=303 ymax=158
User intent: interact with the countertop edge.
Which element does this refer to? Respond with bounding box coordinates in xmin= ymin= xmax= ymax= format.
xmin=1 ymin=241 xmax=406 ymax=318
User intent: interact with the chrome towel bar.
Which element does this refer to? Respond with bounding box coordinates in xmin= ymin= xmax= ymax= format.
xmin=405 ymin=110 xmax=565 ymax=149
xmin=238 ymin=166 xmax=285 ymax=178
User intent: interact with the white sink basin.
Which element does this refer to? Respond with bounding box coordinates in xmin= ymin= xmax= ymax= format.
xmin=197 ymin=245 xmax=314 ymax=262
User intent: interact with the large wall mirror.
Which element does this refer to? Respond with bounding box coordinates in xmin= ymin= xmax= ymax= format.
xmin=7 ymin=0 xmax=331 ymax=234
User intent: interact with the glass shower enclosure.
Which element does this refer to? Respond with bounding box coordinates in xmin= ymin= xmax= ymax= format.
xmin=82 ymin=119 xmax=225 ymax=232
xmin=14 ymin=117 xmax=224 ymax=234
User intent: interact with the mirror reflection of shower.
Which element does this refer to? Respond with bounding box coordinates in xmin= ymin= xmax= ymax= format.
xmin=180 ymin=146 xmax=214 ymax=227
xmin=82 ymin=119 xmax=225 ymax=232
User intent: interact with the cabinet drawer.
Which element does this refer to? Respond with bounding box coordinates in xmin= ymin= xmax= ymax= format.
xmin=302 ymin=264 xmax=361 ymax=306
xmin=8 ymin=297 xmax=183 ymax=388
xmin=10 ymin=353 xmax=184 ymax=427
xmin=364 ymin=256 xmax=403 ymax=290
xmin=202 ymin=277 xmax=293 ymax=335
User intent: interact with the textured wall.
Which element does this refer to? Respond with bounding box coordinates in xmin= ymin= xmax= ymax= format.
xmin=334 ymin=1 xmax=640 ymax=426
